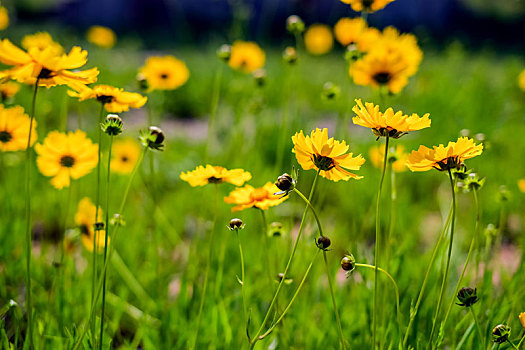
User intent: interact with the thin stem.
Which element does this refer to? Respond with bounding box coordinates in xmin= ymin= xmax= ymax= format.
xmin=323 ymin=251 xmax=346 ymax=349
xmin=292 ymin=188 xmax=324 ymax=237
xmin=373 ymin=135 xmax=389 ymax=348
xmin=427 ymin=169 xmax=457 ymax=349
xmin=24 ymin=79 xmax=39 ymax=350
xmin=469 ymin=307 xmax=483 ymax=346
xmin=191 ymin=184 xmax=219 ymax=350
xmin=235 ymin=228 xmax=248 ymax=325
xmin=58 ymin=182 xmax=73 ymax=334
xmin=99 ymin=135 xmax=113 ymax=349
xmin=205 ymin=63 xmax=223 ymax=162
xmin=249 ymin=171 xmax=319 ymax=347
xmin=259 ymin=209 xmax=274 ymax=285
xmin=516 ymin=333 xmax=525 ymax=348
xmin=507 ymin=340 xmax=520 ymax=350
xmin=403 ymin=201 xmax=454 ymax=347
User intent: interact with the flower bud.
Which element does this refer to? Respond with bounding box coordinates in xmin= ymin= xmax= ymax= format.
xmin=136 ymin=72 xmax=149 ymax=91
xmin=465 ymin=173 xmax=485 ymax=192
xmin=101 ymin=114 xmax=123 ymax=136
xmin=286 ymin=15 xmax=305 ymax=35
xmin=216 ymin=44 xmax=232 ymax=62
xmin=275 ymin=173 xmax=295 ymax=192
xmin=492 ymin=324 xmax=510 ymax=343
xmin=229 ymin=218 xmax=244 ymax=231
xmin=316 ymin=235 xmax=331 ymax=250
xmin=253 ymin=69 xmax=266 ymax=87
xmin=282 ymin=46 xmax=297 ymax=65
xmin=344 ymin=44 xmax=362 ymax=62
xmin=456 ymin=287 xmax=478 ymax=307
xmin=110 ymin=213 xmax=126 ymax=227
xmin=93 ymin=222 xmax=105 ymax=231
xmin=140 ymin=126 xmax=165 ymax=151
xmin=276 ymin=272 xmax=293 ymax=284
xmin=269 ymin=221 xmax=284 ymax=237
xmin=341 ymin=254 xmax=355 ymax=272
xmin=322 ymin=82 xmax=341 ymax=101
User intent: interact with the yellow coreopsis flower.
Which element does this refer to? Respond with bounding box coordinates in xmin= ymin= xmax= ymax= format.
xmin=111 ymin=139 xmax=141 ymax=174
xmin=0 ymin=105 xmax=37 ymax=152
xmin=369 ymin=144 xmax=407 ymax=172
xmin=518 ymin=69 xmax=525 ymax=92
xmin=0 ymin=6 xmax=8 ymax=31
xmin=35 ymin=130 xmax=98 ymax=189
xmin=334 ymin=17 xmax=367 ymax=47
xmin=224 ymin=182 xmax=287 ymax=212
xmin=86 ymin=25 xmax=116 ymax=49
xmin=519 ymin=312 xmax=525 ymax=329
xmin=352 ymin=99 xmax=430 ymax=139
xmin=0 ymin=81 xmax=20 ymax=100
xmin=180 ymin=165 xmax=252 ymax=187
xmin=139 ymin=55 xmax=189 ymax=91
xmin=376 ymin=26 xmax=422 ymax=76
xmin=292 ymin=128 xmax=365 ymax=182
xmin=21 ymin=32 xmax=63 ymax=54
xmin=228 ymin=41 xmax=266 ymax=73
xmin=0 ymin=39 xmax=99 ymax=89
xmin=406 ymin=137 xmax=483 ymax=172
xmin=68 ymin=84 xmax=147 ymax=113
xmin=75 ymin=197 xmax=107 ymax=253
xmin=304 ymin=24 xmax=333 ymax=56
xmin=518 ymin=179 xmax=525 ymax=193
xmin=339 ymin=0 xmax=395 ymax=13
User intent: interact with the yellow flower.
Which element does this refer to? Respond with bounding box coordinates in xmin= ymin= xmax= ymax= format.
xmin=86 ymin=25 xmax=116 ymax=49
xmin=518 ymin=69 xmax=525 ymax=92
xmin=21 ymin=32 xmax=63 ymax=54
xmin=0 ymin=81 xmax=20 ymax=100
xmin=369 ymin=144 xmax=407 ymax=172
xmin=292 ymin=128 xmax=365 ymax=182
xmin=75 ymin=197 xmax=107 ymax=253
xmin=352 ymin=99 xmax=430 ymax=139
xmin=304 ymin=24 xmax=333 ymax=55
xmin=0 ymin=6 xmax=8 ymax=31
xmin=518 ymin=180 xmax=525 ymax=193
xmin=228 ymin=41 xmax=266 ymax=73
xmin=519 ymin=312 xmax=525 ymax=329
xmin=0 ymin=105 xmax=37 ymax=152
xmin=111 ymin=139 xmax=141 ymax=174
xmin=180 ymin=165 xmax=252 ymax=187
xmin=339 ymin=0 xmax=395 ymax=13
xmin=334 ymin=17 xmax=366 ymax=47
xmin=35 ymin=130 xmax=98 ymax=189
xmin=406 ymin=137 xmax=483 ymax=172
xmin=224 ymin=182 xmax=287 ymax=212
xmin=68 ymin=84 xmax=147 ymax=113
xmin=377 ymin=26 xmax=423 ymax=76
xmin=0 ymin=39 xmax=99 ymax=89
xmin=139 ymin=55 xmax=189 ymax=91
xmin=356 ymin=27 xmax=381 ymax=52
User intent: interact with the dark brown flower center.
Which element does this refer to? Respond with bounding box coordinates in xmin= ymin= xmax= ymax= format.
xmin=38 ymin=68 xmax=55 ymax=79
xmin=207 ymin=176 xmax=223 ymax=184
xmin=372 ymin=72 xmax=391 ymax=85
xmin=79 ymin=224 xmax=89 ymax=236
xmin=0 ymin=130 xmax=12 ymax=143
xmin=97 ymin=95 xmax=115 ymax=104
xmin=60 ymin=155 xmax=76 ymax=168
xmin=121 ymin=156 xmax=129 ymax=162
xmin=160 ymin=73 xmax=169 ymax=79
xmin=362 ymin=0 xmax=374 ymax=10
xmin=313 ymin=155 xmax=335 ymax=171
xmin=434 ymin=156 xmax=461 ymax=172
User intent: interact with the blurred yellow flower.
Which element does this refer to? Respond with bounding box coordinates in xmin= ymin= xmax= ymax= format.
xmin=228 ymin=41 xmax=266 ymax=73
xmin=334 ymin=17 xmax=366 ymax=47
xmin=86 ymin=25 xmax=116 ymax=49
xmin=111 ymin=139 xmax=141 ymax=174
xmin=139 ymin=55 xmax=189 ymax=91
xmin=292 ymin=128 xmax=365 ymax=182
xmin=518 ymin=69 xmax=525 ymax=92
xmin=35 ymin=130 xmax=98 ymax=189
xmin=0 ymin=81 xmax=20 ymax=100
xmin=68 ymin=84 xmax=147 ymax=113
xmin=519 ymin=312 xmax=525 ymax=329
xmin=369 ymin=144 xmax=407 ymax=172
xmin=377 ymin=27 xmax=422 ymax=76
xmin=180 ymin=165 xmax=252 ymax=187
xmin=224 ymin=182 xmax=287 ymax=212
xmin=0 ymin=39 xmax=99 ymax=89
xmin=339 ymin=0 xmax=395 ymax=13
xmin=21 ymin=32 xmax=63 ymax=54
xmin=304 ymin=24 xmax=333 ymax=55
xmin=0 ymin=105 xmax=37 ymax=152
xmin=75 ymin=197 xmax=107 ymax=253
xmin=352 ymin=99 xmax=430 ymax=139
xmin=407 ymin=137 xmax=483 ymax=172
xmin=0 ymin=6 xmax=8 ymax=31
xmin=518 ymin=180 xmax=525 ymax=193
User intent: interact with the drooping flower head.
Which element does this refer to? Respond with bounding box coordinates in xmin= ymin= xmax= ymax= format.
xmin=111 ymin=139 xmax=141 ymax=174
xmin=180 ymin=165 xmax=252 ymax=187
xmin=0 ymin=105 xmax=37 ymax=152
xmin=369 ymin=144 xmax=408 ymax=172
xmin=224 ymin=182 xmax=288 ymax=212
xmin=86 ymin=25 xmax=116 ymax=49
xmin=35 ymin=130 xmax=98 ymax=189
xmin=228 ymin=41 xmax=266 ymax=73
xmin=0 ymin=39 xmax=99 ymax=89
xmin=352 ymin=99 xmax=430 ymax=139
xmin=304 ymin=24 xmax=333 ymax=56
xmin=21 ymin=32 xmax=63 ymax=54
xmin=406 ymin=137 xmax=483 ymax=172
xmin=139 ymin=55 xmax=189 ymax=91
xmin=75 ymin=197 xmax=107 ymax=253
xmin=68 ymin=84 xmax=147 ymax=113
xmin=292 ymin=128 xmax=365 ymax=182
xmin=339 ymin=0 xmax=395 ymax=13
xmin=0 ymin=81 xmax=20 ymax=100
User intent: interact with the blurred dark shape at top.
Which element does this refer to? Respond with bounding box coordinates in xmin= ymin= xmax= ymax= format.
xmin=12 ymin=0 xmax=525 ymax=50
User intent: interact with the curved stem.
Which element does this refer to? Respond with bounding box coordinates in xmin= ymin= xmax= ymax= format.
xmin=403 ymin=202 xmax=454 ymax=347
xmin=292 ymin=188 xmax=324 ymax=237
xmin=373 ymin=135 xmax=389 ymax=348
xmin=427 ymin=169 xmax=457 ymax=349
xmin=469 ymin=307 xmax=483 ymax=346
xmin=249 ymin=171 xmax=319 ymax=347
xmin=235 ymin=229 xmax=248 ymax=325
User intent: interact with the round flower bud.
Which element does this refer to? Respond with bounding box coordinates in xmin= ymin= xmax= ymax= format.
xmin=344 ymin=44 xmax=361 ymax=62
xmin=253 ymin=69 xmax=266 ymax=87
xmin=341 ymin=254 xmax=356 ymax=272
xmin=101 ymin=114 xmax=123 ymax=136
xmin=492 ymin=324 xmax=510 ymax=344
xmin=282 ymin=46 xmax=297 ymax=65
xmin=269 ymin=222 xmax=284 ymax=237
xmin=286 ymin=15 xmax=305 ymax=35
xmin=456 ymin=287 xmax=478 ymax=307
xmin=136 ymin=72 xmax=149 ymax=91
xmin=316 ymin=235 xmax=331 ymax=250
xmin=322 ymin=82 xmax=341 ymax=101
xmin=229 ymin=218 xmax=244 ymax=231
xmin=140 ymin=126 xmax=165 ymax=151
xmin=275 ymin=173 xmax=295 ymax=192
xmin=216 ymin=44 xmax=232 ymax=62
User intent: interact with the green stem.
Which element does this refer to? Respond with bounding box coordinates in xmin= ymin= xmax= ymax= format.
xmin=470 ymin=307 xmax=483 ymax=346
xmin=99 ymin=135 xmax=113 ymax=349
xmin=516 ymin=333 xmax=525 ymax=348
xmin=259 ymin=209 xmax=274 ymax=285
xmin=58 ymin=182 xmax=73 ymax=335
xmin=191 ymin=184 xmax=219 ymax=350
xmin=403 ymin=202 xmax=454 ymax=347
xmin=24 ymin=78 xmax=39 ymax=350
xmin=373 ymin=135 xmax=389 ymax=348
xmin=508 ymin=339 xmax=520 ymax=350
xmin=323 ymin=251 xmax=347 ymax=349
xmin=427 ymin=169 xmax=457 ymax=349
xmin=205 ymin=63 xmax=223 ymax=162
xmin=235 ymin=228 xmax=248 ymax=325
xmin=292 ymin=188 xmax=324 ymax=237
xmin=249 ymin=171 xmax=319 ymax=347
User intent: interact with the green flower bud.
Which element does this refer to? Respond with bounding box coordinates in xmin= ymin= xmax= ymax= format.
xmin=101 ymin=114 xmax=123 ymax=136
xmin=456 ymin=287 xmax=478 ymax=307
xmin=286 ymin=15 xmax=305 ymax=35
xmin=136 ymin=72 xmax=149 ymax=91
xmin=217 ymin=44 xmax=232 ymax=62
xmin=341 ymin=254 xmax=356 ymax=272
xmin=282 ymin=46 xmax=298 ymax=65
xmin=140 ymin=126 xmax=165 ymax=151
xmin=253 ymin=68 xmax=266 ymax=87
xmin=492 ymin=324 xmax=510 ymax=343
xmin=316 ymin=235 xmax=331 ymax=250
xmin=322 ymin=82 xmax=341 ymax=101
xmin=228 ymin=218 xmax=244 ymax=231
